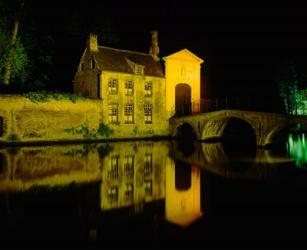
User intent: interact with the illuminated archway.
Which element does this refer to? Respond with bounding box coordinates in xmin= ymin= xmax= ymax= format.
xmin=175 ymin=84 xmax=191 ymax=117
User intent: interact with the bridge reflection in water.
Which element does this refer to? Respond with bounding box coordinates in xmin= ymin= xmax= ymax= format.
xmin=0 ymin=136 xmax=306 ymax=240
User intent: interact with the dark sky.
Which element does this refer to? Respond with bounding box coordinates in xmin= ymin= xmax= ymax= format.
xmin=23 ymin=0 xmax=307 ymax=106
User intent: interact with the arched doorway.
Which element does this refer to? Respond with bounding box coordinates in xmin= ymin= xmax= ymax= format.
xmin=175 ymin=84 xmax=191 ymax=117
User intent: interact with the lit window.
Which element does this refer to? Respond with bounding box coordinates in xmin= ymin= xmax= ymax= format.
xmin=144 ymin=180 xmax=152 ymax=196
xmin=125 ymin=80 xmax=133 ymax=96
xmin=108 ymin=156 xmax=119 ymax=179
xmin=125 ymin=183 xmax=133 ymax=201
xmin=108 ymin=78 xmax=118 ymax=94
xmin=144 ymin=153 xmax=152 ymax=175
xmin=108 ymin=186 xmax=118 ymax=203
xmin=124 ymin=155 xmax=134 ymax=178
xmin=124 ymin=104 xmax=134 ymax=124
xmin=144 ymin=104 xmax=152 ymax=124
xmin=108 ymin=103 xmax=118 ymax=123
xmin=145 ymin=82 xmax=152 ymax=96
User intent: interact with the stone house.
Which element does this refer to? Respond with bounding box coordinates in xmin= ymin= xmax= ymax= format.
xmin=73 ymin=31 xmax=203 ymax=138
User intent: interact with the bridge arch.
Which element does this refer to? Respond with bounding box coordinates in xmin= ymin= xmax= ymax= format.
xmin=265 ymin=121 xmax=305 ymax=145
xmin=202 ymin=116 xmax=256 ymax=145
xmin=174 ymin=121 xmax=197 ymax=140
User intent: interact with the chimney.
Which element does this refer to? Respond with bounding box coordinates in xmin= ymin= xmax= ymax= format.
xmin=149 ymin=30 xmax=160 ymax=61
xmin=88 ymin=33 xmax=98 ymax=52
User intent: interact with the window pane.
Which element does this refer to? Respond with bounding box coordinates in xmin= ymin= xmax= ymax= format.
xmin=125 ymin=80 xmax=133 ymax=96
xmin=124 ymin=104 xmax=134 ymax=123
xmin=145 ymin=82 xmax=152 ymax=96
xmin=108 ymin=104 xmax=118 ymax=123
xmin=144 ymin=104 xmax=152 ymax=124
xmin=108 ymin=79 xmax=118 ymax=94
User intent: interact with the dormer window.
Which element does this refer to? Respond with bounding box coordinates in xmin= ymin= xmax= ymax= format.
xmin=135 ymin=65 xmax=144 ymax=75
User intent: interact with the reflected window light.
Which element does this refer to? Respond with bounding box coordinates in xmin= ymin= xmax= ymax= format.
xmin=125 ymin=183 xmax=133 ymax=201
xmin=144 ymin=180 xmax=152 ymax=196
xmin=108 ymin=186 xmax=118 ymax=203
xmin=124 ymin=155 xmax=134 ymax=178
xmin=108 ymin=155 xmax=119 ymax=179
xmin=144 ymin=153 xmax=152 ymax=175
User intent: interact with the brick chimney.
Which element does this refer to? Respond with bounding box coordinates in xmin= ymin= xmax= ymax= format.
xmin=88 ymin=33 xmax=98 ymax=52
xmin=149 ymin=30 xmax=160 ymax=61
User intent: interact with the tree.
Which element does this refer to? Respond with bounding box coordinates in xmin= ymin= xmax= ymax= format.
xmin=0 ymin=0 xmax=29 ymax=86
xmin=277 ymin=61 xmax=307 ymax=115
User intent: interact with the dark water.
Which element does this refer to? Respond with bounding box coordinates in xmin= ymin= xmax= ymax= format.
xmin=0 ymin=134 xmax=306 ymax=248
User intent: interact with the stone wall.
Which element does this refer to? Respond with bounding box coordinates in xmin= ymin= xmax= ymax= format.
xmin=0 ymin=95 xmax=103 ymax=143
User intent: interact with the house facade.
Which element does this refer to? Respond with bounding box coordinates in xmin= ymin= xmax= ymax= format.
xmin=73 ymin=31 xmax=203 ymax=139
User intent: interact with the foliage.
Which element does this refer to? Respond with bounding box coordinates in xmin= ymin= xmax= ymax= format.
xmin=64 ymin=122 xmax=113 ymax=139
xmin=0 ymin=33 xmax=29 ymax=84
xmin=277 ymin=62 xmax=307 ymax=115
xmin=0 ymin=0 xmax=29 ymax=85
xmin=23 ymin=91 xmax=85 ymax=103
xmin=0 ymin=0 xmax=54 ymax=91
xmin=97 ymin=122 xmax=113 ymax=138
xmin=7 ymin=133 xmax=20 ymax=142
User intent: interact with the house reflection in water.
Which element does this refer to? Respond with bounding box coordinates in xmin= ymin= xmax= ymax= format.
xmin=165 ymin=159 xmax=202 ymax=227
xmin=100 ymin=141 xmax=167 ymax=211
xmin=100 ymin=141 xmax=202 ymax=227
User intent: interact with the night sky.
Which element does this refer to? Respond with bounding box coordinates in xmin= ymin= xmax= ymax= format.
xmin=22 ymin=0 xmax=307 ymax=109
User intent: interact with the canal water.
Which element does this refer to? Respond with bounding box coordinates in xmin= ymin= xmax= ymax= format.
xmin=0 ymin=134 xmax=306 ymax=247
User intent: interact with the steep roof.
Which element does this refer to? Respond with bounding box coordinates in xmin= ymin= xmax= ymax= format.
xmin=92 ymin=46 xmax=165 ymax=77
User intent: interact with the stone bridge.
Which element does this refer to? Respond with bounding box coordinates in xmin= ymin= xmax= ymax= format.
xmin=169 ymin=110 xmax=307 ymax=146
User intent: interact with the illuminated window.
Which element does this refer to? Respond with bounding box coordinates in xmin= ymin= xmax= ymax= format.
xmin=144 ymin=153 xmax=152 ymax=175
xmin=108 ymin=156 xmax=119 ymax=179
xmin=144 ymin=180 xmax=152 ymax=196
xmin=124 ymin=104 xmax=134 ymax=124
xmin=108 ymin=186 xmax=118 ymax=203
xmin=135 ymin=65 xmax=143 ymax=75
xmin=108 ymin=103 xmax=118 ymax=123
xmin=108 ymin=78 xmax=118 ymax=94
xmin=0 ymin=117 xmax=3 ymax=137
xmin=125 ymin=80 xmax=133 ymax=96
xmin=125 ymin=183 xmax=133 ymax=201
xmin=124 ymin=155 xmax=134 ymax=178
xmin=144 ymin=104 xmax=152 ymax=124
xmin=91 ymin=59 xmax=96 ymax=69
xmin=145 ymin=82 xmax=152 ymax=96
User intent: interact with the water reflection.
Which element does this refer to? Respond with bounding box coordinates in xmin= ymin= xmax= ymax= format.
xmin=0 ymin=144 xmax=101 ymax=192
xmin=0 ymin=136 xmax=306 ymax=232
xmin=100 ymin=141 xmax=167 ymax=211
xmin=287 ymin=133 xmax=307 ymax=168
xmin=165 ymin=160 xmax=202 ymax=227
